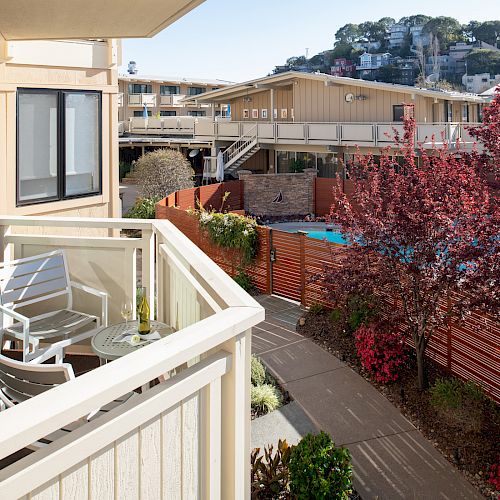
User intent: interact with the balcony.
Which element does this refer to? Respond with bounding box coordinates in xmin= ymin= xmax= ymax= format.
xmin=126 ymin=116 xmax=204 ymax=135
xmin=193 ymin=120 xmax=478 ymax=150
xmin=117 ymin=92 xmax=123 ymax=107
xmin=160 ymin=94 xmax=174 ymax=106
xmin=128 ymin=93 xmax=157 ymax=107
xmin=0 ymin=216 xmax=263 ymax=498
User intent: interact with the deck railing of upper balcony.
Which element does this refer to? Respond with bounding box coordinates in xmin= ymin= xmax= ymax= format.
xmin=128 ymin=93 xmax=157 ymax=107
xmin=0 ymin=216 xmax=263 ymax=499
xmin=193 ymin=120 xmax=481 ymax=148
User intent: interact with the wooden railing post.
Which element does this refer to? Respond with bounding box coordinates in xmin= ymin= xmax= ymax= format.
xmin=299 ymin=232 xmax=306 ymax=306
xmin=221 ymin=330 xmax=251 ymax=500
xmin=141 ymin=227 xmax=155 ymax=320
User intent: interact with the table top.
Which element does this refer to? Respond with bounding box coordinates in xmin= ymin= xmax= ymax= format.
xmin=91 ymin=321 xmax=174 ymax=361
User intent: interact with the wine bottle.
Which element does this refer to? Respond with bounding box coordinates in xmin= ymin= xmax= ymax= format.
xmin=137 ymin=287 xmax=150 ymax=335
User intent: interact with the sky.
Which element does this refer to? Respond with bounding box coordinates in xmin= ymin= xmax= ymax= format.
xmin=121 ymin=0 xmax=500 ymax=83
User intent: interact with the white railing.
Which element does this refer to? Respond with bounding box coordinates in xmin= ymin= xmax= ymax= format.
xmin=160 ymin=94 xmax=174 ymax=106
xmin=117 ymin=92 xmax=123 ymax=107
xmin=127 ymin=116 xmax=210 ymax=136
xmin=222 ymin=124 xmax=258 ymax=168
xmin=0 ymin=216 xmax=263 ymax=499
xmin=193 ymin=121 xmax=481 ymax=149
xmin=128 ymin=93 xmax=157 ymax=107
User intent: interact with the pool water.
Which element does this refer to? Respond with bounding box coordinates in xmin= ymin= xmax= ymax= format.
xmin=267 ymin=222 xmax=348 ymax=245
xmin=306 ymin=231 xmax=348 ymax=245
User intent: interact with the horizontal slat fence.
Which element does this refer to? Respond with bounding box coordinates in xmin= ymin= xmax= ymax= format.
xmin=156 ymin=201 xmax=270 ymax=294
xmin=157 ymin=187 xmax=500 ymax=403
xmin=168 ymin=181 xmax=244 ymax=212
xmin=315 ymin=178 xmax=358 ymax=217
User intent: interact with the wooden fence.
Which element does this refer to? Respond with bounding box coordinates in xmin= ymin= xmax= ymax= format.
xmin=167 ymin=180 xmax=244 ymax=213
xmin=157 ymin=187 xmax=500 ymax=403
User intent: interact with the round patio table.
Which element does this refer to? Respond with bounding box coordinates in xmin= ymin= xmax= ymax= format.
xmin=91 ymin=320 xmax=174 ymax=361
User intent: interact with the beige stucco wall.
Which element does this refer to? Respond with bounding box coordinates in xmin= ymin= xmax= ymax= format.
xmin=0 ymin=43 xmax=119 ymax=218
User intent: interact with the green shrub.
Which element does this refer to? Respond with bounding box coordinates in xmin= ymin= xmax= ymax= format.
xmin=251 ymin=440 xmax=292 ymax=499
xmin=289 ymin=159 xmax=305 ymax=173
xmin=289 ymin=431 xmax=352 ymax=500
xmin=346 ymin=294 xmax=378 ymax=333
xmin=430 ymin=378 xmax=486 ymax=410
xmin=135 ymin=148 xmax=194 ymax=199
xmin=251 ymin=356 xmax=266 ymax=386
xmin=125 ymin=197 xmax=161 ymax=219
xmin=329 ymin=308 xmax=343 ymax=325
xmin=234 ymin=270 xmax=253 ymax=291
xmin=119 ymin=161 xmax=132 ymax=181
xmin=251 ymin=384 xmax=282 ymax=416
xmin=308 ymin=302 xmax=325 ymax=315
xmin=198 ymin=210 xmax=258 ymax=262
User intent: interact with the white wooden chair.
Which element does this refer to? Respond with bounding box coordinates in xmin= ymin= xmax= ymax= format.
xmin=0 ymin=250 xmax=108 ymax=363
xmin=0 ymin=353 xmax=135 ymax=448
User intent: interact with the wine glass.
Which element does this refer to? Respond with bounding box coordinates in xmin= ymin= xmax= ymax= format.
xmin=120 ymin=299 xmax=133 ymax=333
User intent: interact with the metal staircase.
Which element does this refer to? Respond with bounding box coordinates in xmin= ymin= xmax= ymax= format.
xmin=223 ymin=124 xmax=260 ymax=175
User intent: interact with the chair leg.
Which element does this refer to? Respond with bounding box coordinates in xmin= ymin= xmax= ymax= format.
xmin=55 ymin=349 xmax=63 ymax=364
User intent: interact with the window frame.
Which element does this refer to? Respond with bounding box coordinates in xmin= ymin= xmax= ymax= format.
xmin=393 ymin=105 xmax=405 ymax=122
xmin=128 ymin=83 xmax=152 ymax=94
xmin=16 ymin=88 xmax=102 ymax=207
xmin=187 ymin=87 xmax=206 ymax=96
xmin=160 ymin=85 xmax=180 ymax=95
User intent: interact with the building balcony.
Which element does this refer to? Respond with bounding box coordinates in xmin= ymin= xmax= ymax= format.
xmin=0 ymin=216 xmax=263 ymax=498
xmin=160 ymin=94 xmax=174 ymax=106
xmin=128 ymin=93 xmax=157 ymax=107
xmin=125 ymin=116 xmax=208 ymax=135
xmin=193 ymin=120 xmax=480 ymax=150
xmin=117 ymin=92 xmax=123 ymax=107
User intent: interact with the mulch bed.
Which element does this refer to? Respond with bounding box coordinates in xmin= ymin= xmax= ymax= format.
xmin=297 ymin=311 xmax=500 ymax=499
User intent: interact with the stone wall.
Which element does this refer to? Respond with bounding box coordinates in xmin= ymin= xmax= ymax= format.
xmin=238 ymin=169 xmax=316 ymax=218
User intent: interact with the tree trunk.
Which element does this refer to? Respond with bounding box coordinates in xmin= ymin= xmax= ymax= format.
xmin=416 ymin=344 xmax=427 ymax=390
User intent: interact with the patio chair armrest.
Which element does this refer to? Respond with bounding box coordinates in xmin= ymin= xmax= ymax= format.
xmin=0 ymin=304 xmax=30 ymax=325
xmin=0 ymin=304 xmax=35 ymax=362
xmin=70 ymin=281 xmax=109 ymax=327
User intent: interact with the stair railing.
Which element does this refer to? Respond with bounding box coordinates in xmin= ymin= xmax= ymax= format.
xmin=222 ymin=124 xmax=258 ymax=168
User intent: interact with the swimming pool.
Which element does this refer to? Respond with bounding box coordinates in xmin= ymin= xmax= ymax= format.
xmin=268 ymin=222 xmax=348 ymax=245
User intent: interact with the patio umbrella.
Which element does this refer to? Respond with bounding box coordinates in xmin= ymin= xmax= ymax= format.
xmin=216 ymin=150 xmax=224 ymax=182
xmin=142 ymin=104 xmax=148 ymax=118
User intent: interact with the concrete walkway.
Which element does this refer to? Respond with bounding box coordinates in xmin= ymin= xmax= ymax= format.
xmin=251 ymin=401 xmax=317 ymax=451
xmin=253 ymin=295 xmax=481 ymax=500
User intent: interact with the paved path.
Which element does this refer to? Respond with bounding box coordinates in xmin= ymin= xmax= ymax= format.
xmin=251 ymin=401 xmax=317 ymax=451
xmin=253 ymin=295 xmax=481 ymax=500
xmin=120 ymin=183 xmax=139 ymax=215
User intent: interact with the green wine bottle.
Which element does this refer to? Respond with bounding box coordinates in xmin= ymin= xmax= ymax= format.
xmin=138 ymin=287 xmax=150 ymax=335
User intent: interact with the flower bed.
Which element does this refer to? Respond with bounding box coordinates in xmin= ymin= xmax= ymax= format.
xmin=297 ymin=310 xmax=500 ymax=498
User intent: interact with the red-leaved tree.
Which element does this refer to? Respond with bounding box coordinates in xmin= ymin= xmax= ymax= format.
xmin=466 ymin=84 xmax=500 ymax=183
xmin=324 ymin=98 xmax=499 ymax=389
